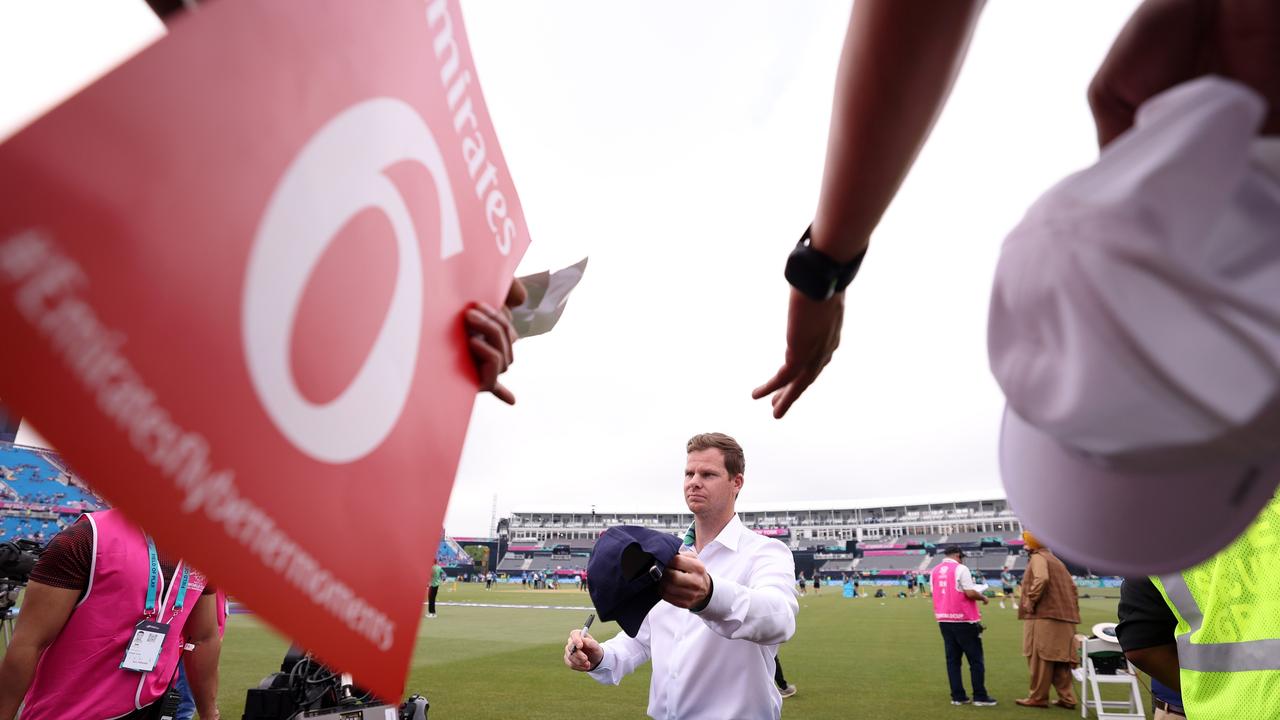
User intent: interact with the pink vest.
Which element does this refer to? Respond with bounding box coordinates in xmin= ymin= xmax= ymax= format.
xmin=216 ymin=589 xmax=228 ymax=637
xmin=931 ymin=558 xmax=981 ymax=623
xmin=22 ymin=510 xmax=207 ymax=720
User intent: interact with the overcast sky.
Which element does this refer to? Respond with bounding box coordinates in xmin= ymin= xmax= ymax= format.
xmin=4 ymin=0 xmax=1140 ymax=536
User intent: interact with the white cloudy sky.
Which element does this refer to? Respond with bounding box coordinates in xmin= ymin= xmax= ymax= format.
xmin=3 ymin=0 xmax=1140 ymax=536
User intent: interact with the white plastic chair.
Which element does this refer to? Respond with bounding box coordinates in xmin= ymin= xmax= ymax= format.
xmin=1078 ymin=636 xmax=1146 ymax=718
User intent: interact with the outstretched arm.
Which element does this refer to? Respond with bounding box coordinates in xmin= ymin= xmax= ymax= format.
xmin=813 ymin=0 xmax=986 ymax=263
xmin=755 ymin=0 xmax=985 ymax=418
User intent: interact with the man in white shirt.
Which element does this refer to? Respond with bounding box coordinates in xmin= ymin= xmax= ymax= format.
xmin=564 ymin=433 xmax=798 ymax=720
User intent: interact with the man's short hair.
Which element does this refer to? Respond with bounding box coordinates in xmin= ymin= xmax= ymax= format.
xmin=686 ymin=432 xmax=745 ymax=477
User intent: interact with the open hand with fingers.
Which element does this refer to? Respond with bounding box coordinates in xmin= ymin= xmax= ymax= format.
xmin=464 ymin=279 xmax=527 ymax=404
xmin=659 ymin=552 xmax=713 ymax=611
xmin=564 ymin=629 xmax=603 ymax=672
xmin=753 ymin=288 xmax=845 ymax=418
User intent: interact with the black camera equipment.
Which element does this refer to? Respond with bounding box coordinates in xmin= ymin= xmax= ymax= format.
xmin=242 ymin=646 xmax=428 ymax=720
xmin=0 ymin=538 xmax=43 ymax=582
xmin=0 ymin=538 xmax=44 ymax=645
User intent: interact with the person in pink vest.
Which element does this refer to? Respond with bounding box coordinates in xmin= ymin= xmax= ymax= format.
xmin=931 ymin=546 xmax=997 ymax=708
xmin=174 ymin=589 xmax=230 ymax=720
xmin=0 ymin=509 xmax=222 ymax=719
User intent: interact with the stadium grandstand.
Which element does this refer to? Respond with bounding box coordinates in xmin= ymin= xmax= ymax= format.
xmin=0 ymin=442 xmax=103 ymax=544
xmin=436 ymin=535 xmax=475 ymax=570
xmin=492 ymin=493 xmax=1049 ymax=583
xmin=495 ymin=536 xmax=591 ymax=580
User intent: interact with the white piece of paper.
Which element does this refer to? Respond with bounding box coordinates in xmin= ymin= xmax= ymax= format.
xmin=511 ymin=258 xmax=588 ymax=338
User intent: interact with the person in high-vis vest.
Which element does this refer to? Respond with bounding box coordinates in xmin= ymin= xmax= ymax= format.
xmin=987 ymin=70 xmax=1280 ymax=720
xmin=1145 ymin=493 xmax=1280 ymax=719
xmin=0 ymin=510 xmax=222 ymax=720
xmin=1116 ymin=576 xmax=1187 ymax=718
xmin=988 ymin=75 xmax=1280 ymax=578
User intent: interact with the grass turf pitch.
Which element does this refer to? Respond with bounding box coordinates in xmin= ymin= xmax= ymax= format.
xmin=217 ymin=584 xmax=1151 ymax=719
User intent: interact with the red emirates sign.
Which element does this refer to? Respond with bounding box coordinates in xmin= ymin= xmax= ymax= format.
xmin=0 ymin=0 xmax=527 ymax=698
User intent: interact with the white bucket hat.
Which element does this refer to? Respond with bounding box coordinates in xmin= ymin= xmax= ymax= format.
xmin=989 ymin=77 xmax=1280 ymax=576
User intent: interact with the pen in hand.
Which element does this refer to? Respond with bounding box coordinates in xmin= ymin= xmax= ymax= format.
xmin=574 ymin=613 xmax=595 ymax=653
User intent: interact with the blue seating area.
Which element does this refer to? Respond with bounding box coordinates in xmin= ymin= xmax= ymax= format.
xmin=0 ymin=444 xmax=100 ymax=508
xmin=437 ymin=537 xmax=474 ymax=568
xmin=0 ymin=515 xmax=59 ymax=542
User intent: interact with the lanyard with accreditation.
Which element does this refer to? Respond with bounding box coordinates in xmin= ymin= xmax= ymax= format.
xmin=120 ymin=536 xmax=189 ymax=673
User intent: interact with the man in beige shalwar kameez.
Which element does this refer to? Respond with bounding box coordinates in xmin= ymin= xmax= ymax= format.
xmin=1015 ymin=532 xmax=1080 ymax=709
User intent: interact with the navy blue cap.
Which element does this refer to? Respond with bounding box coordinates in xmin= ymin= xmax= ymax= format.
xmin=587 ymin=526 xmax=682 ymax=637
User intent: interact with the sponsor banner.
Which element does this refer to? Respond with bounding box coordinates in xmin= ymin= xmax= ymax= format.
xmin=0 ymin=0 xmax=527 ymax=699
xmin=0 ymin=500 xmax=89 ymax=515
xmin=1074 ymin=577 xmax=1124 ymax=589
xmin=752 ymin=526 xmax=790 ymax=538
xmin=862 ymin=549 xmax=926 ymax=557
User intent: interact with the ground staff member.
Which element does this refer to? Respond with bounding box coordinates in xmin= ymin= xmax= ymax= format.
xmin=987 ymin=64 xmax=1280 ymax=717
xmin=1116 ymin=577 xmax=1186 ymax=719
xmin=174 ymin=589 xmax=229 ymax=720
xmin=564 ymin=433 xmax=798 ymax=720
xmin=1141 ymin=494 xmax=1280 ymax=719
xmin=931 ymin=547 xmax=997 ymax=708
xmin=0 ymin=509 xmax=221 ymax=720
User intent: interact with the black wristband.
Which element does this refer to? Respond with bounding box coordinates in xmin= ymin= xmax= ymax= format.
xmin=784 ymin=224 xmax=867 ymax=301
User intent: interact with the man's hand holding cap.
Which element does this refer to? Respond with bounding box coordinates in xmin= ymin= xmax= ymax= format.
xmin=659 ymin=552 xmax=713 ymax=612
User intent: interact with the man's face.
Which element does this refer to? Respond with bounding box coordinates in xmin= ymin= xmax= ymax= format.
xmin=684 ymin=448 xmax=742 ymax=518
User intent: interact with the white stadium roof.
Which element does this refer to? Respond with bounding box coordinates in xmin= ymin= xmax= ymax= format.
xmin=511 ymin=490 xmax=1007 ymax=517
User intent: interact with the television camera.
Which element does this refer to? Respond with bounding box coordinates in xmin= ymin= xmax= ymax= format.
xmin=243 ymin=646 xmax=428 ymax=720
xmin=0 ymin=538 xmax=44 ymax=644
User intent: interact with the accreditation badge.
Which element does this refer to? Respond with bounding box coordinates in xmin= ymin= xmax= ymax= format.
xmin=120 ymin=620 xmax=169 ymax=673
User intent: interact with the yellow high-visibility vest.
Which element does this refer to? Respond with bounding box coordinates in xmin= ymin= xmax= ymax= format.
xmin=1152 ymin=493 xmax=1280 ymax=719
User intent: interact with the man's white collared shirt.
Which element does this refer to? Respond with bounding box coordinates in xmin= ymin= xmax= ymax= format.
xmin=589 ymin=515 xmax=798 ymax=720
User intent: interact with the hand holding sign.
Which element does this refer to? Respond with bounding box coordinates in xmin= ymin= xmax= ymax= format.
xmin=0 ymin=0 xmax=528 ymax=699
xmin=465 ymin=279 xmax=527 ymax=405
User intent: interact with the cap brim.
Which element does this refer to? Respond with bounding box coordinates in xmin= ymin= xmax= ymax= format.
xmin=1092 ymin=622 xmax=1121 ymax=644
xmin=1000 ymin=406 xmax=1279 ymax=576
xmin=614 ymin=594 xmax=659 ymax=637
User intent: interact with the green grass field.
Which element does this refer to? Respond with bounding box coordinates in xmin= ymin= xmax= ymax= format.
xmin=216 ymin=584 xmax=1154 ymax=719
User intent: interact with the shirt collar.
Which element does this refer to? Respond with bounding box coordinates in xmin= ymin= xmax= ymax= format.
xmin=703 ymin=514 xmax=746 ymax=553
